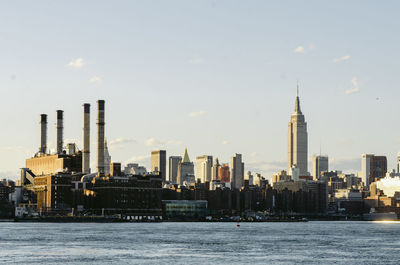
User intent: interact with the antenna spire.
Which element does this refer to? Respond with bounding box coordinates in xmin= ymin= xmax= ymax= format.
xmin=297 ymin=80 xmax=299 ymax=97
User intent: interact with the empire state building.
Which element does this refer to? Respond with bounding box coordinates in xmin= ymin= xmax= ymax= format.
xmin=288 ymin=87 xmax=308 ymax=176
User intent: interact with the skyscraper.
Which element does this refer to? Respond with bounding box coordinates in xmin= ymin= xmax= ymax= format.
xmin=104 ymin=139 xmax=111 ymax=175
xmin=169 ymin=156 xmax=181 ymax=184
xmin=195 ymin=155 xmax=213 ymax=183
xmin=218 ymin=163 xmax=230 ymax=183
xmin=177 ymin=148 xmax=195 ymax=185
xmin=361 ymin=154 xmax=387 ymax=187
xmin=230 ymin=153 xmax=244 ymax=190
xmin=288 ymin=85 xmax=308 ymax=176
xmin=312 ymin=155 xmax=329 ymax=180
xmin=151 ymin=150 xmax=166 ymax=182
xmin=211 ymin=158 xmax=220 ymax=181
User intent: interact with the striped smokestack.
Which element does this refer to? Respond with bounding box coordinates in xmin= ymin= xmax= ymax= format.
xmin=56 ymin=110 xmax=64 ymax=154
xmin=82 ymin=104 xmax=90 ymax=174
xmin=40 ymin=114 xmax=47 ymax=154
xmin=97 ymin=100 xmax=105 ymax=174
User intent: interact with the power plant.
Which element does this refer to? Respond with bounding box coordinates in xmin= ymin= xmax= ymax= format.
xmin=19 ymin=99 xmax=162 ymax=219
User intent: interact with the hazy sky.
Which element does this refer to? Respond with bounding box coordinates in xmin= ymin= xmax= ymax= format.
xmin=1 ymin=0 xmax=400 ymax=180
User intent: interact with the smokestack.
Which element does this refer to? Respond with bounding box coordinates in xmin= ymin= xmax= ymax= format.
xmin=82 ymin=103 xmax=91 ymax=174
xmin=40 ymin=114 xmax=47 ymax=154
xmin=56 ymin=110 xmax=64 ymax=154
xmin=97 ymin=100 xmax=105 ymax=174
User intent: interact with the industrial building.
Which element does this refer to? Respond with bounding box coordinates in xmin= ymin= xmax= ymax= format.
xmin=19 ymin=100 xmax=163 ymax=218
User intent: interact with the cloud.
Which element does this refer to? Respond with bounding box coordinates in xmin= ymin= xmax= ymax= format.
xmin=1 ymin=146 xmax=24 ymax=151
xmin=345 ymin=77 xmax=359 ymax=95
xmin=67 ymin=58 xmax=85 ymax=69
xmin=89 ymin=76 xmax=102 ymax=84
xmin=144 ymin=138 xmax=183 ymax=147
xmin=332 ymin=55 xmax=351 ymax=63
xmin=124 ymin=155 xmax=151 ymax=165
xmin=0 ymin=170 xmax=19 ymax=179
xmin=330 ymin=157 xmax=360 ymax=173
xmin=222 ymin=140 xmax=229 ymax=145
xmin=246 ymin=160 xmax=287 ymax=178
xmin=294 ymin=46 xmax=305 ymax=53
xmin=109 ymin=138 xmax=136 ymax=146
xmin=188 ymin=110 xmax=206 ymax=117
xmin=188 ymin=55 xmax=205 ymax=65
xmin=294 ymin=44 xmax=315 ymax=54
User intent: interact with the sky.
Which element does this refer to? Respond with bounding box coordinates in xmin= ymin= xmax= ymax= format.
xmin=1 ymin=0 xmax=400 ymax=181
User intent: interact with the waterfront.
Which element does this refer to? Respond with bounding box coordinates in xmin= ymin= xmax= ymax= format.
xmin=0 ymin=222 xmax=400 ymax=264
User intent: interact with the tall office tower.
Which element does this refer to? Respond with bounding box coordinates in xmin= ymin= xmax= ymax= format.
xmin=195 ymin=155 xmax=213 ymax=183
xmin=104 ymin=139 xmax=111 ymax=175
xmin=288 ymin=86 xmax=308 ymax=176
xmin=211 ymin=158 xmax=220 ymax=181
xmin=230 ymin=153 xmax=244 ymax=190
xmin=219 ymin=163 xmax=230 ymax=183
xmin=169 ymin=156 xmax=182 ymax=183
xmin=312 ymin=155 xmax=329 ymax=180
xmin=177 ymin=148 xmax=195 ymax=185
xmin=151 ymin=150 xmax=167 ymax=182
xmin=362 ymin=154 xmax=387 ymax=187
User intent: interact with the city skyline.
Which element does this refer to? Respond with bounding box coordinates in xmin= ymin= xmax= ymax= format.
xmin=1 ymin=1 xmax=400 ymax=179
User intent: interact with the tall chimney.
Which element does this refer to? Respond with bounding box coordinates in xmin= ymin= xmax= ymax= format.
xmin=40 ymin=114 xmax=47 ymax=154
xmin=56 ymin=110 xmax=64 ymax=154
xmin=82 ymin=103 xmax=91 ymax=174
xmin=97 ymin=100 xmax=105 ymax=174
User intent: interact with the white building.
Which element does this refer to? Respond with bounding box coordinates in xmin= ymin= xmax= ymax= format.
xmin=124 ymin=163 xmax=147 ymax=175
xmin=289 ymin=165 xmax=300 ymax=181
xmin=361 ymin=154 xmax=373 ymax=187
xmin=195 ymin=155 xmax=213 ymax=183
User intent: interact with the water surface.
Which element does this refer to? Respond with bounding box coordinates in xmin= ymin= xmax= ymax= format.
xmin=0 ymin=221 xmax=399 ymax=264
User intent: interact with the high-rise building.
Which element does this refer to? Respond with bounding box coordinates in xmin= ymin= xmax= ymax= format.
xmin=104 ymin=139 xmax=111 ymax=175
xmin=169 ymin=156 xmax=181 ymax=184
xmin=361 ymin=154 xmax=387 ymax=187
xmin=218 ymin=163 xmax=230 ymax=183
xmin=288 ymin=86 xmax=308 ymax=176
xmin=195 ymin=155 xmax=213 ymax=183
xmin=312 ymin=155 xmax=329 ymax=180
xmin=177 ymin=148 xmax=195 ymax=185
xmin=211 ymin=158 xmax=220 ymax=181
xmin=151 ymin=150 xmax=166 ymax=182
xmin=230 ymin=153 xmax=244 ymax=190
